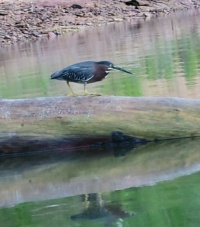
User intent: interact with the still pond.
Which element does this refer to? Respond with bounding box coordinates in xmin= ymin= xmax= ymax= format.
xmin=0 ymin=10 xmax=200 ymax=227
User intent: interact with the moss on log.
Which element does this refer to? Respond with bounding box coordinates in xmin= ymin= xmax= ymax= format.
xmin=0 ymin=96 xmax=200 ymax=138
xmin=0 ymin=96 xmax=200 ymax=155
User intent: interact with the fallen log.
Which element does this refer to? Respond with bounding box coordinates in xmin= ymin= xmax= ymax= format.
xmin=0 ymin=96 xmax=200 ymax=154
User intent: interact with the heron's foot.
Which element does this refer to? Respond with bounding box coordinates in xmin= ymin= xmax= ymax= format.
xmin=89 ymin=93 xmax=102 ymax=96
xmin=82 ymin=93 xmax=101 ymax=96
xmin=83 ymin=89 xmax=101 ymax=96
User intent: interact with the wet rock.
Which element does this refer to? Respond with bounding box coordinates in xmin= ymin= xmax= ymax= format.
xmin=143 ymin=12 xmax=153 ymax=18
xmin=0 ymin=32 xmax=6 ymax=38
xmin=32 ymin=31 xmax=41 ymax=37
xmin=85 ymin=22 xmax=93 ymax=26
xmin=15 ymin=21 xmax=26 ymax=28
xmin=113 ymin=18 xmax=124 ymax=22
xmin=125 ymin=0 xmax=140 ymax=8
xmin=4 ymin=35 xmax=11 ymax=39
xmin=0 ymin=9 xmax=8 ymax=15
xmin=70 ymin=4 xmax=83 ymax=9
xmin=74 ymin=11 xmax=85 ymax=17
xmin=47 ymin=31 xmax=57 ymax=40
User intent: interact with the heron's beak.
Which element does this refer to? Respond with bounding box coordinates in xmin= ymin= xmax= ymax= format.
xmin=111 ymin=65 xmax=133 ymax=74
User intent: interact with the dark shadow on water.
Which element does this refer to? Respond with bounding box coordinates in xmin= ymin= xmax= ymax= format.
xmin=0 ymin=131 xmax=148 ymax=172
xmin=0 ymin=141 xmax=138 ymax=172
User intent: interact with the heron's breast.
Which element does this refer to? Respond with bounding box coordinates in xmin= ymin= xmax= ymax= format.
xmin=87 ymin=66 xmax=109 ymax=83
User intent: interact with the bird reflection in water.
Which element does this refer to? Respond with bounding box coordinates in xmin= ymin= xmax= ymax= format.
xmin=71 ymin=193 xmax=135 ymax=226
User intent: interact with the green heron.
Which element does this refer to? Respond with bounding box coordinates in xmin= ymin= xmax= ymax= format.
xmin=50 ymin=61 xmax=132 ymax=96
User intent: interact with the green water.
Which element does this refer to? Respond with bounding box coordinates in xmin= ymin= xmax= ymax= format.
xmin=0 ymin=139 xmax=200 ymax=227
xmin=1 ymin=9 xmax=200 ymax=227
xmin=0 ymin=138 xmax=200 ymax=226
xmin=2 ymin=173 xmax=200 ymax=227
xmin=0 ymin=11 xmax=200 ymax=98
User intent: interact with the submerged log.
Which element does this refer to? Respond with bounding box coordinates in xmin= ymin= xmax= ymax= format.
xmin=0 ymin=96 xmax=200 ymax=155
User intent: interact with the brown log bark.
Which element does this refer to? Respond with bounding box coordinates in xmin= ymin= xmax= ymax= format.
xmin=0 ymin=96 xmax=200 ymax=155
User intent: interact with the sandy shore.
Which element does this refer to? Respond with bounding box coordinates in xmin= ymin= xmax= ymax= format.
xmin=0 ymin=0 xmax=199 ymax=46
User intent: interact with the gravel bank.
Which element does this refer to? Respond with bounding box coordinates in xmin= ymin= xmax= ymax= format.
xmin=0 ymin=0 xmax=199 ymax=46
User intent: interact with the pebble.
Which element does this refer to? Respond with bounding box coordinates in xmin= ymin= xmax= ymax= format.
xmin=113 ymin=18 xmax=124 ymax=22
xmin=0 ymin=9 xmax=8 ymax=15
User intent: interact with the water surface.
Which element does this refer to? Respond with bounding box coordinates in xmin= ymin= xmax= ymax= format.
xmin=0 ymin=138 xmax=200 ymax=226
xmin=0 ymin=10 xmax=200 ymax=98
xmin=1 ymin=9 xmax=200 ymax=227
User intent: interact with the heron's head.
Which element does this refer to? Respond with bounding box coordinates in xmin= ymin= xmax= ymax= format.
xmin=97 ymin=61 xmax=132 ymax=74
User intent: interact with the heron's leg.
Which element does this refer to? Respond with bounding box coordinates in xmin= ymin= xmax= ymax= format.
xmin=83 ymin=83 xmax=90 ymax=95
xmin=83 ymin=83 xmax=101 ymax=96
xmin=66 ymin=81 xmax=77 ymax=96
xmin=84 ymin=194 xmax=89 ymax=210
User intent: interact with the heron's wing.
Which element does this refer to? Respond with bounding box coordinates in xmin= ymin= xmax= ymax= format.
xmin=61 ymin=64 xmax=94 ymax=82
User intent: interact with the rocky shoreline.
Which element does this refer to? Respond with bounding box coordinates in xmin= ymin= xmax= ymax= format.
xmin=0 ymin=0 xmax=199 ymax=46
